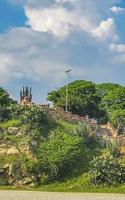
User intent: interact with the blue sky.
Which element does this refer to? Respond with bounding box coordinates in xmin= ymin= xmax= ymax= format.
xmin=0 ymin=0 xmax=26 ymax=32
xmin=0 ymin=0 xmax=125 ymax=103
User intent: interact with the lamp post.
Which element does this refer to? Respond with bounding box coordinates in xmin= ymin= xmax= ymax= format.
xmin=65 ymin=69 xmax=71 ymax=112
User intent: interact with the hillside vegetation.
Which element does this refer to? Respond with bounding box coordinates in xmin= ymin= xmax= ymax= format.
xmin=0 ymin=81 xmax=125 ymax=192
xmin=48 ymin=80 xmax=125 ymax=133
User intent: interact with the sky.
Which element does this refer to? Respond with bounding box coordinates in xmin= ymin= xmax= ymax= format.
xmin=0 ymin=0 xmax=125 ymax=103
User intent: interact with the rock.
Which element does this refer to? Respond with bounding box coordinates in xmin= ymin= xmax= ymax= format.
xmin=16 ymin=132 xmax=22 ymax=137
xmin=0 ymin=169 xmax=4 ymax=174
xmin=31 ymin=141 xmax=37 ymax=146
xmin=0 ymin=148 xmax=7 ymax=155
xmin=19 ymin=143 xmax=27 ymax=153
xmin=0 ymin=127 xmax=3 ymax=132
xmin=22 ymin=129 xmax=29 ymax=135
xmin=8 ymin=127 xmax=18 ymax=135
xmin=3 ymin=164 xmax=10 ymax=169
xmin=22 ymin=177 xmax=34 ymax=185
xmin=2 ymin=163 xmax=13 ymax=175
xmin=14 ymin=177 xmax=35 ymax=187
xmin=8 ymin=164 xmax=13 ymax=176
xmin=0 ymin=144 xmax=7 ymax=148
xmin=7 ymin=147 xmax=19 ymax=155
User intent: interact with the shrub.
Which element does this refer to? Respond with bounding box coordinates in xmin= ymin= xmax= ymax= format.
xmin=106 ymin=138 xmax=121 ymax=158
xmin=74 ymin=122 xmax=90 ymax=144
xmin=0 ymin=87 xmax=14 ymax=122
xmin=10 ymin=104 xmax=48 ymax=125
xmin=109 ymin=109 xmax=125 ymax=134
xmin=0 ymin=155 xmax=30 ymax=184
xmin=0 ymin=119 xmax=21 ymax=129
xmin=90 ymin=155 xmax=125 ymax=186
xmin=37 ymin=131 xmax=83 ymax=183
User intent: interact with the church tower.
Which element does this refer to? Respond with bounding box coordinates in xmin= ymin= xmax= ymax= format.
xmin=20 ymin=87 xmax=32 ymax=105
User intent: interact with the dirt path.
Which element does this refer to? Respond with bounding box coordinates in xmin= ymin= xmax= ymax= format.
xmin=0 ymin=191 xmax=125 ymax=200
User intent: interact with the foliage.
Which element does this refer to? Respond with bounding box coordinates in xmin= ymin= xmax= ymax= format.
xmin=0 ymin=119 xmax=21 ymax=129
xmin=0 ymin=87 xmax=14 ymax=122
xmin=56 ymin=120 xmax=78 ymax=136
xmin=90 ymin=155 xmax=125 ymax=186
xmin=101 ymin=87 xmax=125 ymax=113
xmin=96 ymin=83 xmax=122 ymax=123
xmin=106 ymin=138 xmax=121 ymax=157
xmin=1 ymin=83 xmax=125 ymax=189
xmin=0 ymin=155 xmax=30 ymax=184
xmin=0 ymin=88 xmax=12 ymax=105
xmin=9 ymin=104 xmax=48 ymax=125
xmin=74 ymin=122 xmax=91 ymax=144
xmin=48 ymin=80 xmax=100 ymax=118
xmin=96 ymin=83 xmax=121 ymax=98
xmin=109 ymin=109 xmax=125 ymax=134
xmin=48 ymin=80 xmax=125 ymax=123
xmin=36 ymin=172 xmax=125 ymax=193
xmin=37 ymin=131 xmax=83 ymax=183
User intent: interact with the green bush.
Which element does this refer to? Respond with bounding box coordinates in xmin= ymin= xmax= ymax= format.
xmin=74 ymin=122 xmax=90 ymax=144
xmin=0 ymin=87 xmax=14 ymax=122
xmin=57 ymin=120 xmax=78 ymax=136
xmin=0 ymin=119 xmax=21 ymax=129
xmin=90 ymin=155 xmax=125 ymax=186
xmin=10 ymin=104 xmax=48 ymax=125
xmin=37 ymin=131 xmax=83 ymax=183
xmin=109 ymin=109 xmax=125 ymax=134
xmin=106 ymin=138 xmax=121 ymax=158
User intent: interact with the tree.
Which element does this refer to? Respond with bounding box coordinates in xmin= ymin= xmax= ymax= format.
xmin=101 ymin=87 xmax=125 ymax=114
xmin=109 ymin=109 xmax=125 ymax=134
xmin=96 ymin=83 xmax=122 ymax=123
xmin=96 ymin=83 xmax=121 ymax=98
xmin=48 ymin=80 xmax=100 ymax=118
xmin=0 ymin=87 xmax=14 ymax=121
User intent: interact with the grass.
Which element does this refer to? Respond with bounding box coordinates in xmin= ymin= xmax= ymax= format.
xmin=35 ymin=173 xmax=125 ymax=194
xmin=121 ymin=146 xmax=125 ymax=156
xmin=0 ymin=173 xmax=125 ymax=193
xmin=0 ymin=119 xmax=21 ymax=129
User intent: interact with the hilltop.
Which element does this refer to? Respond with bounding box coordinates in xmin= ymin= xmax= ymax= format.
xmin=0 ymin=81 xmax=125 ymax=192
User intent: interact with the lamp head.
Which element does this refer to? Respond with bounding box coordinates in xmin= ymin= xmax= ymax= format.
xmin=65 ymin=69 xmax=72 ymax=73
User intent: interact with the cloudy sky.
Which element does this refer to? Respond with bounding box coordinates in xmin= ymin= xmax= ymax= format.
xmin=0 ymin=0 xmax=125 ymax=102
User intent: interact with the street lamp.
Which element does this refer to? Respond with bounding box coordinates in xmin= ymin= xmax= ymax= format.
xmin=65 ymin=69 xmax=71 ymax=112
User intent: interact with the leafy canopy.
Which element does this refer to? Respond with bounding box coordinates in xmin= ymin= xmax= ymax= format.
xmin=0 ymin=87 xmax=14 ymax=121
xmin=48 ymin=80 xmax=100 ymax=117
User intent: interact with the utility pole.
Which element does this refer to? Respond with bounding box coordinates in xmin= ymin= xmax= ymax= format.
xmin=65 ymin=69 xmax=71 ymax=112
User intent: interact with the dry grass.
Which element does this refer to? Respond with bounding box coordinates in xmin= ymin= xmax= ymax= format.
xmin=120 ymin=146 xmax=125 ymax=156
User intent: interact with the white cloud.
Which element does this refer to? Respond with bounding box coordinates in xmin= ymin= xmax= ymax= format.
xmin=109 ymin=43 xmax=125 ymax=53
xmin=0 ymin=54 xmax=13 ymax=84
xmin=91 ymin=18 xmax=118 ymax=40
xmin=25 ymin=7 xmax=76 ymax=38
xmin=8 ymin=0 xmax=121 ymax=40
xmin=109 ymin=43 xmax=125 ymax=64
xmin=24 ymin=2 xmax=97 ymax=39
xmin=110 ymin=6 xmax=125 ymax=13
xmin=0 ymin=27 xmax=85 ymax=85
xmin=25 ymin=4 xmax=118 ymax=40
xmin=4 ymin=0 xmax=125 ymax=102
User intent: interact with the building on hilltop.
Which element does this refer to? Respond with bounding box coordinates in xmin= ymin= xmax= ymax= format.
xmin=20 ymin=87 xmax=32 ymax=105
xmin=20 ymin=87 xmax=50 ymax=108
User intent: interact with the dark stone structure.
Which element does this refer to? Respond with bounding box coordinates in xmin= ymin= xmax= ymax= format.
xmin=20 ymin=87 xmax=32 ymax=105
